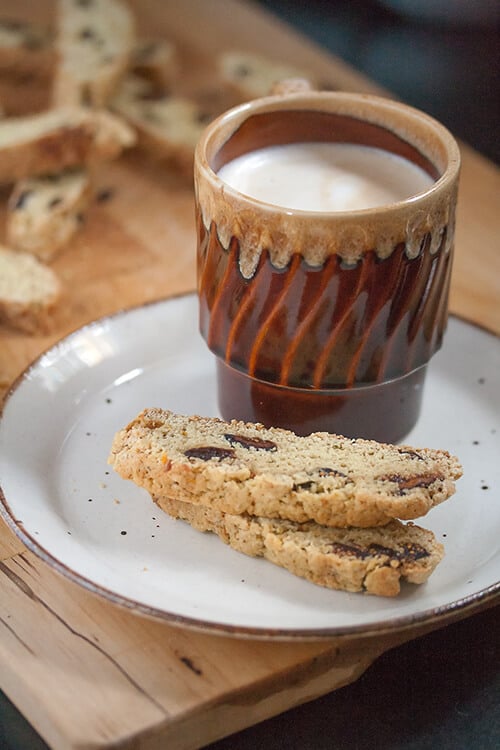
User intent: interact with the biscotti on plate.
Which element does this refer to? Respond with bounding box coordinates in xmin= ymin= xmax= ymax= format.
xmin=53 ymin=0 xmax=135 ymax=107
xmin=156 ymin=497 xmax=444 ymax=597
xmin=0 ymin=107 xmax=135 ymax=184
xmin=7 ymin=170 xmax=92 ymax=260
xmin=0 ymin=244 xmax=61 ymax=333
xmin=109 ymin=408 xmax=462 ymax=529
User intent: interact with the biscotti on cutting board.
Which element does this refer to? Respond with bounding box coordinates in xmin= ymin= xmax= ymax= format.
xmin=111 ymin=74 xmax=208 ymax=172
xmin=6 ymin=169 xmax=92 ymax=260
xmin=53 ymin=0 xmax=135 ymax=107
xmin=217 ymin=50 xmax=315 ymax=99
xmin=0 ymin=18 xmax=53 ymax=76
xmin=0 ymin=244 xmax=61 ymax=333
xmin=0 ymin=107 xmax=135 ymax=184
xmin=130 ymin=38 xmax=178 ymax=89
xmin=109 ymin=408 xmax=462 ymax=529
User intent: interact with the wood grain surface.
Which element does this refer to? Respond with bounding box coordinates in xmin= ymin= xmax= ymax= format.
xmin=0 ymin=1 xmax=499 ymax=749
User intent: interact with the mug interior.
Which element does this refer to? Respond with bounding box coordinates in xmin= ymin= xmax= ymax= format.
xmin=210 ymin=108 xmax=441 ymax=183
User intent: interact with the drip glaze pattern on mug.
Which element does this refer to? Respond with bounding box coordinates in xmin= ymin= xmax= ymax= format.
xmin=198 ymin=213 xmax=453 ymax=390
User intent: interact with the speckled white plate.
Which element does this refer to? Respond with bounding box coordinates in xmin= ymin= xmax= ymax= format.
xmin=0 ymin=294 xmax=499 ymax=639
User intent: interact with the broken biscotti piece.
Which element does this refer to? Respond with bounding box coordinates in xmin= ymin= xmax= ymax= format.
xmin=0 ymin=107 xmax=135 ymax=184
xmin=0 ymin=245 xmax=61 ymax=333
xmin=111 ymin=75 xmax=209 ymax=173
xmin=155 ymin=497 xmax=444 ymax=597
xmin=53 ymin=0 xmax=135 ymax=107
xmin=109 ymin=408 xmax=462 ymax=528
xmin=131 ymin=38 xmax=178 ymax=89
xmin=7 ymin=170 xmax=92 ymax=260
xmin=218 ymin=50 xmax=316 ymax=100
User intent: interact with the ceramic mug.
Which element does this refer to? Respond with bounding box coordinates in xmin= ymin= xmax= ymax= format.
xmin=193 ymin=91 xmax=460 ymax=442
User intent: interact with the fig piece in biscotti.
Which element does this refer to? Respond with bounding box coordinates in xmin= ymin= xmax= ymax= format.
xmin=108 ymin=407 xmax=462 ymax=528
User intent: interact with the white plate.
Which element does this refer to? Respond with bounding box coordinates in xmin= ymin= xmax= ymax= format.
xmin=1 ymin=294 xmax=499 ymax=639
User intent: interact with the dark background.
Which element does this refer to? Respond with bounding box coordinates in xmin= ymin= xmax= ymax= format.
xmin=1 ymin=1 xmax=499 ymax=748
xmin=259 ymin=0 xmax=500 ymax=164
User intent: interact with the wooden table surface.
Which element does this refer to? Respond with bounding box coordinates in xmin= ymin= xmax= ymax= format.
xmin=0 ymin=1 xmax=499 ymax=749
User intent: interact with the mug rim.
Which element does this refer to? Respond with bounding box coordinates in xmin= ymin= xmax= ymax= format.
xmin=195 ymin=91 xmax=461 ymax=220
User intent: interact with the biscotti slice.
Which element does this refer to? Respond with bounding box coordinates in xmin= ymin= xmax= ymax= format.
xmin=0 ymin=106 xmax=135 ymax=184
xmin=155 ymin=497 xmax=444 ymax=597
xmin=111 ymin=75 xmax=208 ymax=172
xmin=0 ymin=245 xmax=61 ymax=333
xmin=218 ymin=50 xmax=316 ymax=100
xmin=0 ymin=18 xmax=53 ymax=75
xmin=131 ymin=38 xmax=178 ymax=89
xmin=53 ymin=0 xmax=135 ymax=107
xmin=7 ymin=170 xmax=92 ymax=260
xmin=109 ymin=408 xmax=462 ymax=528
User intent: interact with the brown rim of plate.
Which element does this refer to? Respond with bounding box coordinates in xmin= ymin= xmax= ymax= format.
xmin=0 ymin=292 xmax=498 ymax=641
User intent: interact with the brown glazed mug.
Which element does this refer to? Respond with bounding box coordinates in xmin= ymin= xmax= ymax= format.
xmin=193 ymin=92 xmax=460 ymax=442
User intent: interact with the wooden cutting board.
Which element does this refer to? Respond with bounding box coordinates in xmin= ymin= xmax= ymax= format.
xmin=0 ymin=1 xmax=499 ymax=749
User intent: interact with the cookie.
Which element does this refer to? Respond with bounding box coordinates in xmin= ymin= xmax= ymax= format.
xmin=6 ymin=169 xmax=92 ymax=260
xmin=0 ymin=244 xmax=61 ymax=333
xmin=53 ymin=0 xmax=135 ymax=107
xmin=0 ymin=18 xmax=53 ymax=75
xmin=0 ymin=106 xmax=135 ymax=183
xmin=156 ymin=497 xmax=444 ymax=596
xmin=131 ymin=38 xmax=178 ymax=89
xmin=108 ymin=408 xmax=462 ymax=528
xmin=111 ymin=74 xmax=209 ymax=172
xmin=218 ymin=50 xmax=315 ymax=100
